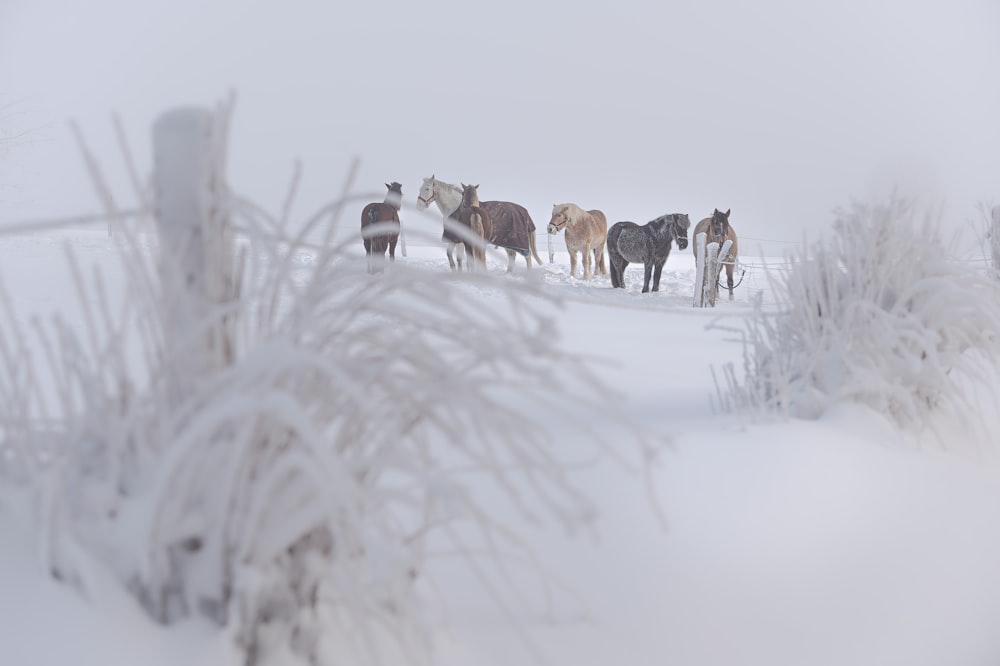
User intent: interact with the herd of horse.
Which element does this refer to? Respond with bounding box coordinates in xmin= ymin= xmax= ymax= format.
xmin=360 ymin=176 xmax=740 ymax=298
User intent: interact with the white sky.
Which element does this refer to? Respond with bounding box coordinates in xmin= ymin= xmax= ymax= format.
xmin=2 ymin=0 xmax=998 ymax=250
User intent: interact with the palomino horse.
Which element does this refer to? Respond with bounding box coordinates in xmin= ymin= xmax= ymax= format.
xmin=607 ymin=213 xmax=690 ymax=293
xmin=547 ymin=203 xmax=608 ymax=279
xmin=360 ymin=182 xmax=403 ymax=273
xmin=454 ymin=183 xmax=493 ymax=270
xmin=692 ymin=208 xmax=739 ymax=300
xmin=418 ymin=175 xmax=543 ymax=272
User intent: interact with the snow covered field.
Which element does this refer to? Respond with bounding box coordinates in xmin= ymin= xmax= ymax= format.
xmin=3 ymin=225 xmax=1000 ymax=666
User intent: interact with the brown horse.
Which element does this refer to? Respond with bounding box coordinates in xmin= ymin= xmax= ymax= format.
xmin=547 ymin=203 xmax=608 ymax=279
xmin=692 ymin=208 xmax=739 ymax=300
xmin=452 ymin=183 xmax=492 ymax=270
xmin=361 ymin=182 xmax=403 ymax=273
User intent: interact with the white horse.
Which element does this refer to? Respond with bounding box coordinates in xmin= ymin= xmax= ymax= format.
xmin=417 ymin=176 xmax=468 ymax=270
xmin=418 ymin=175 xmax=543 ymax=272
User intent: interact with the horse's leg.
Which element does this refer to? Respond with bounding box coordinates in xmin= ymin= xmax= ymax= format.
xmin=446 ymin=243 xmax=456 ymax=270
xmin=389 ymin=236 xmax=397 ymax=261
xmin=641 ymin=262 xmax=653 ymax=293
xmin=582 ymin=246 xmax=592 ymax=280
xmin=652 ymin=259 xmax=665 ymax=292
xmin=568 ymin=250 xmax=578 ymax=278
xmin=727 ymin=264 xmax=735 ymax=300
xmin=506 ymin=249 xmax=516 ymax=273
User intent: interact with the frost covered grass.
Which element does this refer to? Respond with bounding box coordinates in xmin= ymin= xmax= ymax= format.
xmin=0 ymin=107 xmax=666 ymax=665
xmin=4 ymin=227 xmax=1000 ymax=666
xmin=1 ymin=213 xmax=672 ymax=666
xmin=0 ymin=214 xmax=670 ymax=665
xmin=720 ymin=197 xmax=1000 ymax=441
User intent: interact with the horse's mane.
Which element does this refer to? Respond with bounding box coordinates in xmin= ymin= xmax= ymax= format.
xmin=427 ymin=176 xmax=461 ymax=194
xmin=654 ymin=213 xmax=690 ymax=228
xmin=554 ymin=202 xmax=585 ymax=219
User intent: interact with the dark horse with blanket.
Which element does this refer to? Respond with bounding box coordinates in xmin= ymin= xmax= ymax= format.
xmin=607 ymin=213 xmax=690 ymax=292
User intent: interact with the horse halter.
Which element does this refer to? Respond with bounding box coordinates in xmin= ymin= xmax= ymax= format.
xmin=417 ymin=189 xmax=435 ymax=207
xmin=417 ymin=179 xmax=438 ymax=207
xmin=548 ymin=213 xmax=569 ymax=232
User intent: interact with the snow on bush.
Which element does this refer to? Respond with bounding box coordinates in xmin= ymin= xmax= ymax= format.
xmin=718 ymin=197 xmax=1000 ymax=438
xmin=0 ymin=105 xmax=663 ymax=666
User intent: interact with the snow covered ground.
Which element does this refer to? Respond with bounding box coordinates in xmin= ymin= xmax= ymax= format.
xmin=3 ymin=228 xmax=1000 ymax=666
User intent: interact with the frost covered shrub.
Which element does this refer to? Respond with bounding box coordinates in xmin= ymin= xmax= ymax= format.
xmin=0 ymin=106 xmax=662 ymax=666
xmin=720 ymin=197 xmax=1000 ymax=433
xmin=0 ymin=217 xmax=657 ymax=666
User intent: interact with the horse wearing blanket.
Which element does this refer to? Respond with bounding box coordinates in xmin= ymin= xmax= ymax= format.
xmin=452 ymin=183 xmax=492 ymax=270
xmin=417 ymin=175 xmax=543 ymax=272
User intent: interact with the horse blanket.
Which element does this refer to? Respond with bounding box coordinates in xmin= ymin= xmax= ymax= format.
xmin=481 ymin=201 xmax=535 ymax=256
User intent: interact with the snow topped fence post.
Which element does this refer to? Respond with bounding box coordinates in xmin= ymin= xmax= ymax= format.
xmin=152 ymin=104 xmax=236 ymax=403
xmin=693 ymin=231 xmax=707 ymax=306
xmin=693 ymin=231 xmax=722 ymax=307
xmin=692 ymin=231 xmax=732 ymax=307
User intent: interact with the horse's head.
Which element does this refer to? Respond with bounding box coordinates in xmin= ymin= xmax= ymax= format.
xmin=709 ymin=208 xmax=731 ymax=240
xmin=460 ymin=183 xmax=481 ymax=207
xmin=385 ymin=181 xmax=403 ymax=209
xmin=673 ymin=213 xmax=691 ymax=250
xmin=417 ymin=176 xmax=436 ymax=209
xmin=547 ymin=204 xmax=570 ymax=235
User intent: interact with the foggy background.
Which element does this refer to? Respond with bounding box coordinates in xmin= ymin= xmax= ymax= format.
xmin=2 ymin=0 xmax=998 ymax=253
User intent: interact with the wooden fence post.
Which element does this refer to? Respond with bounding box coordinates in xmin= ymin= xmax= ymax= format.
xmin=152 ymin=105 xmax=235 ymax=403
xmin=694 ymin=232 xmax=734 ymax=307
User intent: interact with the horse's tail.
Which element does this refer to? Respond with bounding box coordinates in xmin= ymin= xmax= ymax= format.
xmin=470 ymin=213 xmax=487 ymax=267
xmin=608 ymin=248 xmax=622 ymax=288
xmin=606 ymin=223 xmax=625 ymax=288
xmin=529 ymin=231 xmax=543 ymax=266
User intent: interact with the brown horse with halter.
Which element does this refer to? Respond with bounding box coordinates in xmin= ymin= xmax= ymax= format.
xmin=692 ymin=208 xmax=739 ymax=300
xmin=361 ymin=182 xmax=403 ymax=273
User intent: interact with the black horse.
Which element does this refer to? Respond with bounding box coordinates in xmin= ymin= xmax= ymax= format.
xmin=361 ymin=182 xmax=403 ymax=273
xmin=607 ymin=213 xmax=690 ymax=292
